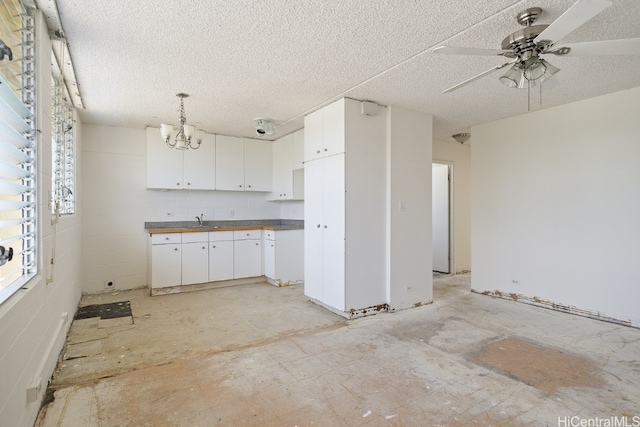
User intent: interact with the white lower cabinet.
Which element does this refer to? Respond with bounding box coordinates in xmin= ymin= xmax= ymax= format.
xmin=264 ymin=232 xmax=276 ymax=279
xmin=209 ymin=231 xmax=234 ymax=282
xmin=181 ymin=232 xmax=209 ymax=285
xmin=150 ymin=234 xmax=182 ymax=289
xmin=233 ymin=230 xmax=262 ymax=278
xmin=264 ymin=229 xmax=304 ymax=286
xmin=150 ymin=227 xmax=303 ymax=291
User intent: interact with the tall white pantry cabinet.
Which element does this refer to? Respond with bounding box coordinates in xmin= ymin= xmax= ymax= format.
xmin=304 ymin=98 xmax=387 ymax=316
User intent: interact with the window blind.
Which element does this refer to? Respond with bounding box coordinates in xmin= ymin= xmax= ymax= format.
xmin=0 ymin=9 xmax=36 ymax=304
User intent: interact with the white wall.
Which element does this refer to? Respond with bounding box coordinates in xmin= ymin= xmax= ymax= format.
xmin=0 ymin=12 xmax=82 ymax=427
xmin=81 ymin=124 xmax=283 ymax=294
xmin=433 ymin=139 xmax=471 ymax=273
xmin=386 ymin=106 xmax=433 ymax=310
xmin=472 ymin=86 xmax=640 ymax=327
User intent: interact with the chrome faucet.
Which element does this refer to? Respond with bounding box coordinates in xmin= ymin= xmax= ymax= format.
xmin=195 ymin=214 xmax=203 ymax=226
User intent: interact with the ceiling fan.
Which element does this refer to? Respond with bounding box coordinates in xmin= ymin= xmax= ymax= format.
xmin=433 ymin=0 xmax=640 ymax=93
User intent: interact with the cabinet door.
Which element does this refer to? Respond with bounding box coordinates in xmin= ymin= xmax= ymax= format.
xmin=303 ymin=159 xmax=323 ymax=301
xmin=234 ymin=239 xmax=262 ymax=278
xmin=181 ymin=242 xmax=209 ymax=285
xmin=264 ymin=239 xmax=275 ymax=279
xmin=151 ymin=244 xmax=181 ymax=288
xmin=269 ymin=135 xmax=293 ymax=200
xmin=215 ymin=135 xmax=245 ymax=191
xmin=146 ymin=127 xmax=183 ymax=189
xmin=321 ymin=154 xmax=346 ymax=311
xmin=209 ymin=240 xmax=233 ymax=281
xmin=291 ymin=129 xmax=305 ymax=170
xmin=304 ymin=109 xmax=323 ymax=162
xmin=183 ymin=133 xmax=216 ymax=190
xmin=322 ymin=99 xmax=346 ymax=157
xmin=274 ymin=230 xmax=304 ymax=284
xmin=245 ymin=140 xmax=272 ymax=192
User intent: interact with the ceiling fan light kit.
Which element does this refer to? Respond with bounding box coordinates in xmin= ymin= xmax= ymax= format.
xmin=433 ymin=0 xmax=640 ymax=101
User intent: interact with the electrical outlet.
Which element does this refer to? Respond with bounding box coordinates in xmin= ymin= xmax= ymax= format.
xmin=162 ymin=211 xmax=175 ymax=219
xmin=104 ymin=280 xmax=115 ymax=290
xmin=405 ymin=285 xmax=412 ymax=291
xmin=511 ymin=279 xmax=520 ymax=285
xmin=230 ymin=209 xmax=236 ymax=218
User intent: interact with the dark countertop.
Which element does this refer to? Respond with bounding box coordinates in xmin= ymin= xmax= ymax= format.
xmin=145 ymin=219 xmax=304 ymax=234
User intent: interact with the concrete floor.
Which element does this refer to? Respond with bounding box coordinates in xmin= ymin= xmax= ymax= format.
xmin=36 ymin=275 xmax=640 ymax=426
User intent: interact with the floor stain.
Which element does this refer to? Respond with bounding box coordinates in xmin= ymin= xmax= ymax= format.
xmin=468 ymin=338 xmax=602 ymax=393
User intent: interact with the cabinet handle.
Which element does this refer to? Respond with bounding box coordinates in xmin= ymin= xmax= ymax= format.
xmin=174 ymin=248 xmax=178 ymax=251
xmin=176 ymin=183 xmax=180 ymax=186
xmin=317 ymin=224 xmax=320 ymax=228
xmin=187 ymin=182 xmax=191 ymax=186
xmin=324 ymin=225 xmax=327 ymax=228
xmin=212 ymin=245 xmax=216 ymax=248
xmin=165 ymin=237 xmax=169 ymax=240
xmin=248 ymin=184 xmax=252 ymax=188
xmin=324 ymin=148 xmax=327 ymax=152
xmin=316 ymin=150 xmax=320 ymax=154
xmin=239 ymin=184 xmax=243 ymax=188
xmin=202 ymin=246 xmax=206 ymax=249
xmin=255 ymin=243 xmax=259 ymax=246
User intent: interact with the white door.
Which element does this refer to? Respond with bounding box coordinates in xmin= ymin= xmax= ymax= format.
xmin=182 ymin=242 xmax=209 ymax=285
xmin=321 ymin=154 xmax=345 ymax=311
xmin=304 ymin=159 xmax=324 ymax=301
xmin=432 ymin=164 xmax=450 ymax=273
xmin=209 ymin=240 xmax=234 ymax=281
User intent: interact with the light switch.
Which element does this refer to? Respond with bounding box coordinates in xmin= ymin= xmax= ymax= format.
xmin=399 ymin=200 xmax=406 ymax=211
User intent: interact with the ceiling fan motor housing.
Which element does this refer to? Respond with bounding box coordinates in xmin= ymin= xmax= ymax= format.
xmin=502 ymin=24 xmax=549 ymax=59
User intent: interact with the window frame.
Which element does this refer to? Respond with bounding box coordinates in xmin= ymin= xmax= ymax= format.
xmin=0 ymin=6 xmax=37 ymax=305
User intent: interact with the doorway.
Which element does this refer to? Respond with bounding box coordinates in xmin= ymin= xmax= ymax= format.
xmin=432 ymin=163 xmax=452 ymax=274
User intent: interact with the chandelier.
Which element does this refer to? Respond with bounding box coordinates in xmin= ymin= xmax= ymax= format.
xmin=160 ymin=93 xmax=204 ymax=150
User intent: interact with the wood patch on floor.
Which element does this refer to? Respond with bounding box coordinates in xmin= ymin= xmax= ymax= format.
xmin=468 ymin=338 xmax=602 ymax=393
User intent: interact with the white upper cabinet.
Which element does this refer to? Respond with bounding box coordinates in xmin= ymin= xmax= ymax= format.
xmin=245 ymin=139 xmax=273 ymax=192
xmin=268 ymin=134 xmax=293 ymax=200
xmin=146 ymin=127 xmax=216 ymax=190
xmin=304 ymin=99 xmax=345 ymax=162
xmin=268 ymin=129 xmax=305 ymax=201
xmin=216 ymin=135 xmax=272 ymax=192
xmin=291 ymin=128 xmax=305 ymax=170
xmin=215 ymin=135 xmax=246 ymax=191
xmin=183 ymin=133 xmax=216 ymax=190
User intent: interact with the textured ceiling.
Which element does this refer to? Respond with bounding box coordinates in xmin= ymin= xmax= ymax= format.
xmin=42 ymin=0 xmax=640 ymax=142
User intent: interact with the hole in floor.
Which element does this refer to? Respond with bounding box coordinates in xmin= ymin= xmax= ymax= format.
xmin=74 ymin=301 xmax=132 ymax=320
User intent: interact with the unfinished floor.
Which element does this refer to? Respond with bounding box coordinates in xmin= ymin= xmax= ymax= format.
xmin=36 ymin=275 xmax=640 ymax=426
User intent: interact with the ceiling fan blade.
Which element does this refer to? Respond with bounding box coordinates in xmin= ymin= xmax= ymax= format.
xmin=432 ymin=46 xmax=513 ymax=57
xmin=549 ymin=38 xmax=640 ymax=56
xmin=442 ymin=60 xmax=517 ymax=93
xmin=535 ymin=0 xmax=612 ymax=44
